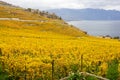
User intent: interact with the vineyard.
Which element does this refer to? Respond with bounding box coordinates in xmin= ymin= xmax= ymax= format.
xmin=0 ymin=20 xmax=120 ymax=80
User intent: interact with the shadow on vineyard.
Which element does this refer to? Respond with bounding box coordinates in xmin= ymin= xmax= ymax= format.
xmin=66 ymin=58 xmax=119 ymax=80
xmin=106 ymin=59 xmax=119 ymax=80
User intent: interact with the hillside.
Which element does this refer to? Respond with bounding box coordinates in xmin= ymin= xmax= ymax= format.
xmin=48 ymin=8 xmax=120 ymax=21
xmin=0 ymin=1 xmax=15 ymax=7
xmin=0 ymin=2 xmax=49 ymax=20
xmin=0 ymin=1 xmax=86 ymax=37
xmin=0 ymin=1 xmax=120 ymax=80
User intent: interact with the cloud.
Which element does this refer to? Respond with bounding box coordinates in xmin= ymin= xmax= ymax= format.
xmin=2 ymin=0 xmax=120 ymax=10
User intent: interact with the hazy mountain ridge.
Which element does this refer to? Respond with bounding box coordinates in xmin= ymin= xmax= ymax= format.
xmin=0 ymin=1 xmax=12 ymax=6
xmin=0 ymin=1 xmax=20 ymax=8
xmin=48 ymin=8 xmax=120 ymax=21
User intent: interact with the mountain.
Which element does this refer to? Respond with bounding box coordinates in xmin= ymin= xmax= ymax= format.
xmin=0 ymin=1 xmax=12 ymax=6
xmin=0 ymin=1 xmax=20 ymax=8
xmin=48 ymin=8 xmax=120 ymax=21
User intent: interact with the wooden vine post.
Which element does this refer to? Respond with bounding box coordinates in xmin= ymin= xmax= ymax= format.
xmin=0 ymin=48 xmax=4 ymax=70
xmin=52 ymin=59 xmax=55 ymax=80
xmin=0 ymin=48 xmax=2 ymax=56
xmin=81 ymin=54 xmax=83 ymax=72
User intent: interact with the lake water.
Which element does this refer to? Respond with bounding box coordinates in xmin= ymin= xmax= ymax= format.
xmin=68 ymin=21 xmax=120 ymax=37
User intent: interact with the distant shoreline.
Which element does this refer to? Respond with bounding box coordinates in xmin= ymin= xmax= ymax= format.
xmin=66 ymin=20 xmax=120 ymax=22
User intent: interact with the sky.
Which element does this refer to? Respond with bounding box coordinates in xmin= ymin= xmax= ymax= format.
xmin=2 ymin=0 xmax=120 ymax=11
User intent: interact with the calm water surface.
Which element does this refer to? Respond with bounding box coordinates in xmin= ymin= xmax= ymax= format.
xmin=68 ymin=21 xmax=120 ymax=37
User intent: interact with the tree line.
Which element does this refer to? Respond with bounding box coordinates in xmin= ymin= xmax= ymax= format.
xmin=25 ymin=8 xmax=62 ymax=20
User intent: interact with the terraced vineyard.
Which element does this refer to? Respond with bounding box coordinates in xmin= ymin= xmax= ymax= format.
xmin=0 ymin=1 xmax=120 ymax=80
xmin=0 ymin=20 xmax=120 ymax=80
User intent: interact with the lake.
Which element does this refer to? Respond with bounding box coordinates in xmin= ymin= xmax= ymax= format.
xmin=68 ymin=21 xmax=120 ymax=37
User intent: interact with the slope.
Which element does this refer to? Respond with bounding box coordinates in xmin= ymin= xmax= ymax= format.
xmin=0 ymin=1 xmax=87 ymax=37
xmin=0 ymin=1 xmax=120 ymax=80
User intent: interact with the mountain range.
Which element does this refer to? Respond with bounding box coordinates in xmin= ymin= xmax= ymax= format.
xmin=48 ymin=8 xmax=120 ymax=21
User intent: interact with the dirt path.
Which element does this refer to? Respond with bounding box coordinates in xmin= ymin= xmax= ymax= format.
xmin=0 ymin=18 xmax=46 ymax=22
